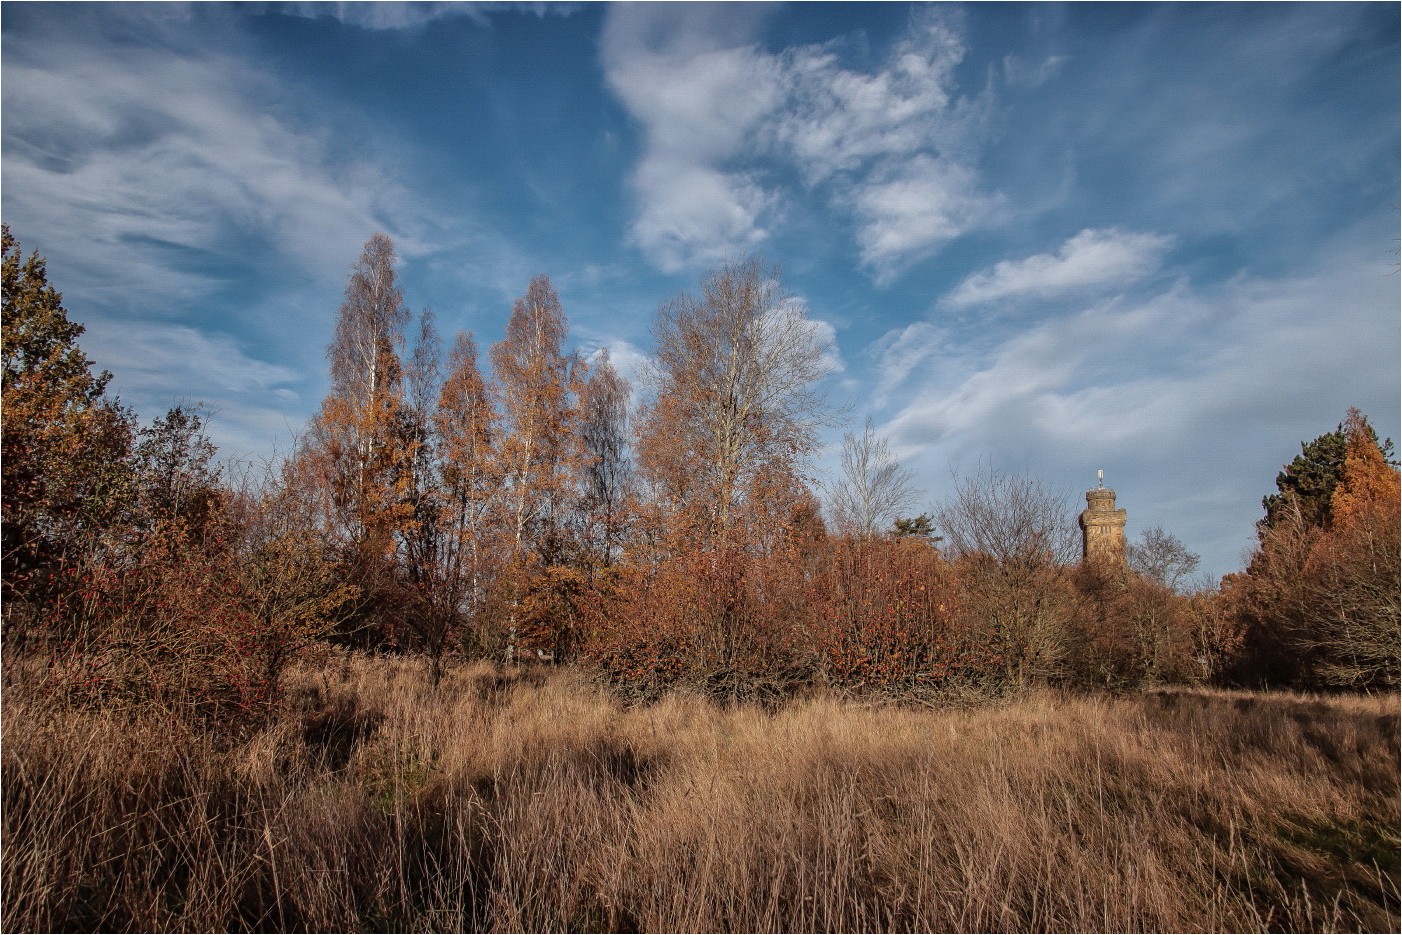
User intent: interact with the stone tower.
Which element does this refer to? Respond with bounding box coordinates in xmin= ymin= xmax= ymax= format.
xmin=1079 ymin=473 xmax=1127 ymax=563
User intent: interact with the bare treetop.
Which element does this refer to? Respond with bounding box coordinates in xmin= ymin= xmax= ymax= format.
xmin=827 ymin=418 xmax=920 ymax=538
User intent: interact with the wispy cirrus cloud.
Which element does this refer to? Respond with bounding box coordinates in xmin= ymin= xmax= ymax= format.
xmin=85 ymin=321 xmax=300 ymax=400
xmin=877 ymin=233 xmax=1398 ymax=575
xmin=601 ymin=5 xmax=994 ymax=280
xmin=869 ymin=320 xmax=948 ymax=408
xmin=1 ymin=22 xmax=427 ymax=309
xmin=271 ymin=2 xmax=578 ymax=31
xmin=0 ymin=5 xmax=459 ymax=456
xmin=1002 ymin=53 xmax=1070 ymax=89
xmin=945 ymin=228 xmax=1175 ymax=307
xmin=81 ymin=318 xmax=306 ymax=461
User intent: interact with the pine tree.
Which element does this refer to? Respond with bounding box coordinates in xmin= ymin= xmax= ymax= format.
xmin=1261 ymin=417 xmax=1394 ymax=532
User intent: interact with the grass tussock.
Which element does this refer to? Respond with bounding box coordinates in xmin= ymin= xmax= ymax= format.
xmin=3 ymin=654 xmax=1398 ymax=933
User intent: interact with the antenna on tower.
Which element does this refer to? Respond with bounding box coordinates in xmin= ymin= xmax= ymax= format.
xmin=1097 ymin=469 xmax=1104 ymax=489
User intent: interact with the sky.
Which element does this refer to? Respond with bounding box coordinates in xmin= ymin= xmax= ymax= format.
xmin=2 ymin=1 xmax=1398 ymax=580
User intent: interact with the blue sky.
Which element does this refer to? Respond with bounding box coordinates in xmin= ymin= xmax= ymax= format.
xmin=3 ymin=2 xmax=1398 ymax=579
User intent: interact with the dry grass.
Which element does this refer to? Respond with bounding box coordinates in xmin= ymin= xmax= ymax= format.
xmin=3 ymin=653 xmax=1398 ymax=932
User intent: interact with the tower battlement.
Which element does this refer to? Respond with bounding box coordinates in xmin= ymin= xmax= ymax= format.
xmin=1079 ymin=478 xmax=1127 ymax=563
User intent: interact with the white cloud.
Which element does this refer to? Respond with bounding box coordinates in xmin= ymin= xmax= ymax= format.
xmin=601 ymin=5 xmax=992 ymax=278
xmin=850 ymin=156 xmax=990 ymax=283
xmin=770 ymin=15 xmax=968 ymax=185
xmin=274 ymin=3 xmax=578 ymax=31
xmin=1 ymin=15 xmax=443 ymax=314
xmin=1002 ymin=53 xmax=1070 ymax=88
xmin=877 ymin=245 xmax=1398 ymax=577
xmin=601 ymin=7 xmax=785 ymax=272
xmin=869 ymin=321 xmax=945 ymax=407
xmin=946 ymin=229 xmax=1175 ymax=307
xmin=607 ymin=46 xmax=785 ymax=161
xmin=628 ymin=162 xmax=777 ymax=273
xmin=82 ymin=319 xmax=305 ymax=460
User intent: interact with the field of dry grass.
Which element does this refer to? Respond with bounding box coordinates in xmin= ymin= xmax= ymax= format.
xmin=3 ymin=653 xmax=1398 ymax=932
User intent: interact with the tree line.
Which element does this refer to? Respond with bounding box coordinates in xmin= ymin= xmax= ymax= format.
xmin=4 ymin=227 xmax=1397 ymax=722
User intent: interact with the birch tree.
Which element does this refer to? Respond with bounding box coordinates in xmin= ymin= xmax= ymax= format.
xmin=828 ymin=418 xmax=920 ymax=539
xmin=577 ymin=349 xmax=633 ymax=566
xmin=435 ymin=332 xmax=501 ymax=633
xmin=306 ymin=233 xmax=414 ymax=560
xmin=490 ymin=274 xmax=582 ymax=563
xmin=638 ymin=257 xmax=831 ymax=546
xmin=400 ymin=307 xmax=443 ymax=588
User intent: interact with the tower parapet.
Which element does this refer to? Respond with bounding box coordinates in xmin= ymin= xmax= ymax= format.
xmin=1079 ymin=477 xmax=1127 ymax=563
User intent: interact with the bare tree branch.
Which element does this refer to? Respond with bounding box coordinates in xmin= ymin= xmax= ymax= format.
xmin=827 ymin=418 xmax=920 ymax=538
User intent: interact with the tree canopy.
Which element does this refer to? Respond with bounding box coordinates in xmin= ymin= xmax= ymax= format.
xmin=1261 ymin=416 xmax=1394 ymax=533
xmin=2 ymin=225 xmax=134 ymax=580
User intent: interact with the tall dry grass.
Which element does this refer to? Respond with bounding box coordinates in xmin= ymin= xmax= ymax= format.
xmin=4 ymin=653 xmax=1398 ymax=932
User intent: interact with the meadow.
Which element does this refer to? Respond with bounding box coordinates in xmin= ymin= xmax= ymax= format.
xmin=4 ymin=653 xmax=1397 ymax=933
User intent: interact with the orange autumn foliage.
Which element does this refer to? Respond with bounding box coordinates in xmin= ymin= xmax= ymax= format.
xmin=491 ymin=274 xmax=583 ymax=563
xmin=1329 ymin=409 xmax=1401 ymax=534
xmin=1299 ymin=409 xmax=1401 ymax=687
xmin=303 ymin=234 xmax=417 ymax=563
xmin=1230 ymin=408 xmax=1400 ymax=688
xmin=809 ymin=537 xmax=994 ymax=694
xmin=581 ymin=547 xmax=812 ymax=702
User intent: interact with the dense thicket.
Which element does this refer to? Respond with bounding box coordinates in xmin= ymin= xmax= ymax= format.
xmin=4 ymin=228 xmax=1397 ymax=720
xmin=1229 ymin=409 xmax=1400 ymax=689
